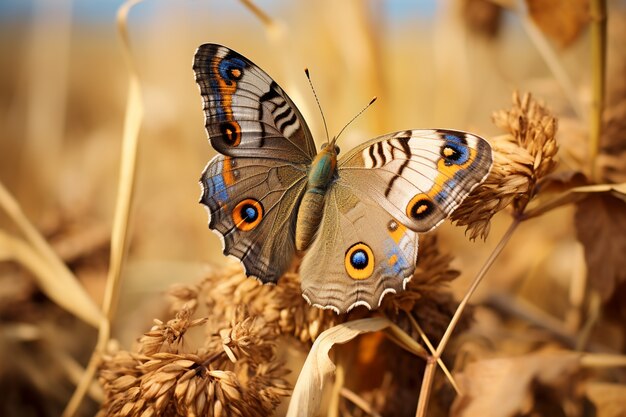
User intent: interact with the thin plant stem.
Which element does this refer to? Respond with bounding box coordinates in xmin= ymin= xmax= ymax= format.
xmin=415 ymin=357 xmax=437 ymax=417
xmin=239 ymin=0 xmax=275 ymax=28
xmin=414 ymin=218 xmax=521 ymax=417
xmin=436 ymin=218 xmax=520 ymax=356
xmin=589 ymin=0 xmax=607 ymax=180
xmin=407 ymin=313 xmax=460 ymax=395
xmin=517 ymin=1 xmax=584 ymax=119
xmin=581 ymin=353 xmax=626 ymax=368
xmin=576 ymin=291 xmax=602 ymax=351
xmin=340 ymin=387 xmax=383 ymax=417
xmin=62 ymin=1 xmax=144 ymax=416
xmin=385 ymin=323 xmax=429 ymax=359
xmin=238 ymin=0 xmax=284 ymax=42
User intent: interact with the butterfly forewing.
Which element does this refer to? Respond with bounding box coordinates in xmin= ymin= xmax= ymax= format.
xmin=337 ymin=129 xmax=493 ymax=232
xmin=193 ymin=44 xmax=317 ymax=164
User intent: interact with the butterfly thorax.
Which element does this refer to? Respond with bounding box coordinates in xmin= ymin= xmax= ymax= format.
xmin=294 ymin=145 xmax=338 ymax=251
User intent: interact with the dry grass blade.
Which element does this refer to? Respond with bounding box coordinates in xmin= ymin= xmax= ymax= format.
xmin=0 ymin=183 xmax=102 ymax=327
xmin=523 ymin=182 xmax=626 ymax=219
xmin=103 ymin=0 xmax=145 ymax=325
xmin=239 ymin=0 xmax=285 ymax=48
xmin=340 ymin=387 xmax=383 ymax=417
xmin=286 ymin=317 xmax=393 ymax=417
xmin=406 ymin=314 xmax=460 ymax=395
xmin=580 ymin=353 xmax=626 ymax=368
xmin=517 ymin=1 xmax=584 ymax=118
xmin=589 ymin=0 xmax=607 ymax=180
xmin=62 ymin=1 xmax=145 ymax=416
xmin=0 ymin=230 xmax=101 ymax=325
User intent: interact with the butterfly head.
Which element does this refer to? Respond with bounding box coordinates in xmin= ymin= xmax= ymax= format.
xmin=320 ymin=140 xmax=340 ymax=157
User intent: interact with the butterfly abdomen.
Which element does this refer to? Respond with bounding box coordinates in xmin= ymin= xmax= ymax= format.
xmin=295 ymin=147 xmax=337 ymax=251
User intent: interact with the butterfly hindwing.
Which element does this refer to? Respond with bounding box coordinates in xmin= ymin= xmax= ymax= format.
xmin=300 ymin=185 xmax=419 ymax=313
xmin=200 ymin=155 xmax=307 ymax=283
xmin=193 ymin=44 xmax=317 ymax=164
xmin=337 ymin=129 xmax=493 ymax=233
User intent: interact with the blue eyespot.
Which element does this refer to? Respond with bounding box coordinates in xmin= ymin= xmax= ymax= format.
xmin=351 ymin=250 xmax=369 ymax=270
xmin=242 ymin=205 xmax=258 ymax=222
xmin=441 ymin=134 xmax=470 ymax=165
xmin=219 ymin=57 xmax=246 ymax=82
xmin=345 ymin=243 xmax=375 ymax=279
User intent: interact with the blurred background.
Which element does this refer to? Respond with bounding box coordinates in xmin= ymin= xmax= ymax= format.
xmin=0 ymin=0 xmax=623 ymax=415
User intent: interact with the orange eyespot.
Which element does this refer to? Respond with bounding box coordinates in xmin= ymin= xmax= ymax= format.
xmin=230 ymin=68 xmax=241 ymax=78
xmin=220 ymin=121 xmax=241 ymax=147
xmin=406 ymin=194 xmax=434 ymax=220
xmin=443 ymin=146 xmax=456 ymax=158
xmin=344 ymin=242 xmax=375 ymax=280
xmin=232 ymin=199 xmax=263 ymax=231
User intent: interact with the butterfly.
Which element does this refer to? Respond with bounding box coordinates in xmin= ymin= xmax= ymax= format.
xmin=193 ymin=43 xmax=493 ymax=313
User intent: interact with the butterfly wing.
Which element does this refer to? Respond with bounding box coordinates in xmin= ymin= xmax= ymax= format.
xmin=300 ymin=185 xmax=419 ymax=313
xmin=194 ymin=44 xmax=316 ymax=283
xmin=337 ymin=129 xmax=493 ymax=232
xmin=299 ymin=129 xmax=492 ymax=312
xmin=193 ymin=43 xmax=317 ymax=163
xmin=200 ymin=155 xmax=307 ymax=283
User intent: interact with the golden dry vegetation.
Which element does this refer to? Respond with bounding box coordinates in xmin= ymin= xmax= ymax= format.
xmin=1 ymin=0 xmax=626 ymax=416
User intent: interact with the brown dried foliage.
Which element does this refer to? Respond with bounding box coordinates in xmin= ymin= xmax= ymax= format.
xmin=575 ymin=193 xmax=626 ymax=301
xmin=462 ymin=0 xmax=503 ymax=39
xmin=451 ymin=350 xmax=583 ymax=417
xmin=598 ymin=12 xmax=626 ymax=184
xmin=526 ymin=0 xmax=590 ymax=47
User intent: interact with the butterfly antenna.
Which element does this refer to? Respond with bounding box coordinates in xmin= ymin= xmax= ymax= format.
xmin=304 ymin=68 xmax=330 ymax=143
xmin=332 ymin=96 xmax=377 ymax=145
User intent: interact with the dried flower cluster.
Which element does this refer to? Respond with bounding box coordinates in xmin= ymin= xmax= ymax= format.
xmin=99 ymin=305 xmax=290 ymax=417
xmin=196 ymin=263 xmax=340 ymax=344
xmin=452 ymin=91 xmax=559 ymax=239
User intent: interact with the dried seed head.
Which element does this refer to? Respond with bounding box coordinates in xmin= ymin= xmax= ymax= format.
xmin=452 ymin=91 xmax=559 ymax=239
xmin=100 ymin=284 xmax=291 ymax=417
xmin=138 ymin=306 xmax=207 ymax=355
xmin=198 ymin=264 xmax=340 ymax=344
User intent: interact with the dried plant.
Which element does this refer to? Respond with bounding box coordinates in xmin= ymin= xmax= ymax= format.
xmin=452 ymin=91 xmax=559 ymax=239
xmin=99 ymin=306 xmax=291 ymax=417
